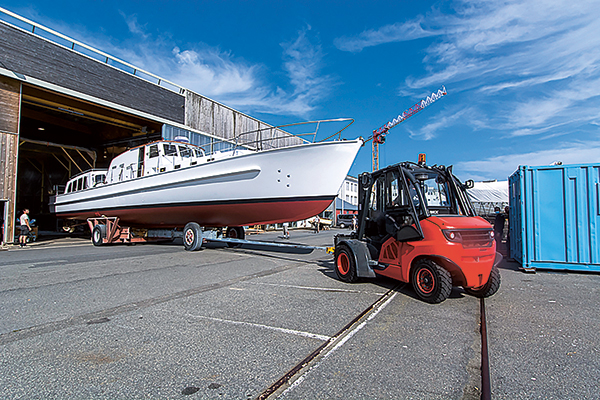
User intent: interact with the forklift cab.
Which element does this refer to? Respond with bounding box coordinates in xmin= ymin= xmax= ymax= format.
xmin=335 ymin=161 xmax=500 ymax=303
xmin=358 ymin=163 xmax=474 ymax=251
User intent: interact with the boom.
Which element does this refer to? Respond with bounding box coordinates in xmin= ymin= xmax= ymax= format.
xmin=372 ymin=86 xmax=447 ymax=170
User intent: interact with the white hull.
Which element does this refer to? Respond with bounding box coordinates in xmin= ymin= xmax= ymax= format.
xmin=52 ymin=139 xmax=362 ymax=228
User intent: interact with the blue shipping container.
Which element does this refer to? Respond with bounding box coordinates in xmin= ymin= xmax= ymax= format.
xmin=508 ymin=163 xmax=600 ymax=272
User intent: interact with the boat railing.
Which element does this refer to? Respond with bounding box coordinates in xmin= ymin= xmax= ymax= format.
xmin=199 ymin=118 xmax=355 ymax=155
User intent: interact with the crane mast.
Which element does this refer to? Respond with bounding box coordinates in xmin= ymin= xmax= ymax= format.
xmin=372 ymin=86 xmax=447 ymax=171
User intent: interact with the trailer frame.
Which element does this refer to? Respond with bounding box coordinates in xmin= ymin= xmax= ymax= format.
xmin=87 ymin=216 xmax=334 ymax=253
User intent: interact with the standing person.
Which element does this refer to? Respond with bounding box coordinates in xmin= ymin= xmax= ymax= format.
xmin=352 ymin=215 xmax=357 ymax=231
xmin=19 ymin=208 xmax=31 ymax=248
xmin=314 ymin=215 xmax=320 ymax=234
xmin=282 ymin=222 xmax=290 ymax=239
xmin=493 ymin=207 xmax=505 ymax=250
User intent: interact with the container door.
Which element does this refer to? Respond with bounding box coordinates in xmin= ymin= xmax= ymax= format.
xmin=586 ymin=166 xmax=600 ymax=265
xmin=532 ymin=167 xmax=567 ymax=263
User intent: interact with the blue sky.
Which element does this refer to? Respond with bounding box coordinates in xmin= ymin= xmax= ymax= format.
xmin=2 ymin=0 xmax=599 ymax=181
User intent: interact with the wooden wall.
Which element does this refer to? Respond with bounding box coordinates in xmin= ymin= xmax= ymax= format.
xmin=184 ymin=90 xmax=303 ymax=149
xmin=0 ymin=75 xmax=20 ymax=243
xmin=0 ymin=21 xmax=185 ymax=124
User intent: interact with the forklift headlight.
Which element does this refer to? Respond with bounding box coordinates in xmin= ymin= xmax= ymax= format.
xmin=443 ymin=230 xmax=462 ymax=242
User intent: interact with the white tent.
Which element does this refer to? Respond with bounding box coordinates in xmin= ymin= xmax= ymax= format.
xmin=467 ymin=181 xmax=509 ymax=216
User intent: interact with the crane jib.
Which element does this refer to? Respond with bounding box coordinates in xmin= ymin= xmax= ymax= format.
xmin=371 ymin=85 xmax=447 ymax=171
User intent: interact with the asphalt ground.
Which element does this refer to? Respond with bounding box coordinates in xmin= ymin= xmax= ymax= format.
xmin=0 ymin=229 xmax=598 ymax=399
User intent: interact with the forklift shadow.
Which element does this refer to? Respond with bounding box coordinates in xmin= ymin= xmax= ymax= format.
xmin=497 ymin=257 xmax=521 ymax=272
xmin=316 ymin=259 xmax=468 ymax=301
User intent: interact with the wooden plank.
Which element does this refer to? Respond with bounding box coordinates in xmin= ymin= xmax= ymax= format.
xmin=0 ymin=76 xmax=20 ymax=243
xmin=0 ymin=75 xmax=20 ymax=134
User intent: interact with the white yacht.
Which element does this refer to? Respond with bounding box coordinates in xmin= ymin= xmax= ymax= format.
xmin=50 ymin=121 xmax=363 ymax=230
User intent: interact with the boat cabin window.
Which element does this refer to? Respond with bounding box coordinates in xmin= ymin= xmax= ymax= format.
xmin=179 ymin=146 xmax=192 ymax=158
xmin=94 ymin=174 xmax=105 ymax=185
xmin=66 ymin=182 xmax=72 ymax=193
xmin=194 ymin=148 xmax=204 ymax=157
xmin=163 ymin=143 xmax=177 ymax=156
xmin=149 ymin=144 xmax=159 ymax=158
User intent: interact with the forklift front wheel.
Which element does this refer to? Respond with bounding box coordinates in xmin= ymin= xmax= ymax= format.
xmin=411 ymin=259 xmax=452 ymax=304
xmin=335 ymin=244 xmax=358 ymax=283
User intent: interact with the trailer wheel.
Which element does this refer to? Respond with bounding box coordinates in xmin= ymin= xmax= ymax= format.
xmin=183 ymin=222 xmax=203 ymax=251
xmin=226 ymin=226 xmax=245 ymax=248
xmin=464 ymin=266 xmax=501 ymax=298
xmin=91 ymin=224 xmax=106 ymax=247
xmin=335 ymin=244 xmax=358 ymax=283
xmin=411 ymin=259 xmax=452 ymax=303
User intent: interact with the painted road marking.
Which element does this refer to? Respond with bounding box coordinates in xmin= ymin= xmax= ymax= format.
xmin=184 ymin=313 xmax=331 ymax=342
xmin=247 ymin=281 xmax=386 ymax=295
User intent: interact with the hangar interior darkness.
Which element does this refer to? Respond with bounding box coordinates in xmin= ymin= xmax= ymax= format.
xmin=17 ymin=85 xmax=162 ymax=231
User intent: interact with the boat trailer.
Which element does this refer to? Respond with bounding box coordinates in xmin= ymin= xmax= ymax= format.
xmin=87 ymin=216 xmax=334 ymax=253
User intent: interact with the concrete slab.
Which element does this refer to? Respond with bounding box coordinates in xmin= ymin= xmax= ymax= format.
xmin=486 ymin=262 xmax=600 ymax=399
xmin=277 ymin=287 xmax=482 ymax=400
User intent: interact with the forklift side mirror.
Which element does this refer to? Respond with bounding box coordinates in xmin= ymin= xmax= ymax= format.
xmin=396 ymin=225 xmax=423 ymax=242
xmin=464 ymin=179 xmax=475 ymax=189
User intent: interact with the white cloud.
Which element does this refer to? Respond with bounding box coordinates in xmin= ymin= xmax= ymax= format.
xmin=454 ymin=140 xmax=600 ymax=180
xmin=119 ymin=12 xmax=149 ymax=40
xmin=217 ymin=27 xmax=334 ymax=116
xmin=157 ymin=25 xmax=331 ymax=117
xmin=407 ymin=107 xmax=469 ymax=140
xmin=24 ymin=10 xmax=332 ymax=118
xmin=170 ymin=47 xmax=257 ymax=96
xmin=372 ymin=0 xmax=600 ymax=144
xmin=333 ymin=17 xmax=437 ymax=52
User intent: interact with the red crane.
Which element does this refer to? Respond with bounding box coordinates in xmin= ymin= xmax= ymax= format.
xmin=372 ymin=86 xmax=447 ymax=171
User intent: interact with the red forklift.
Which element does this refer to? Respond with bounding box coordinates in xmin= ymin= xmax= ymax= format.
xmin=334 ymin=157 xmax=501 ymax=303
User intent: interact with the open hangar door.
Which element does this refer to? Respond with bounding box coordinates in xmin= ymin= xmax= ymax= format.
xmin=16 ymin=85 xmax=162 ymax=234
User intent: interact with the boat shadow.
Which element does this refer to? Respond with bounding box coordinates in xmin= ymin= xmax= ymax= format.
xmin=203 ymin=240 xmax=315 ymax=254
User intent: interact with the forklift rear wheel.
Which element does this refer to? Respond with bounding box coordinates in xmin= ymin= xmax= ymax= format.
xmin=91 ymin=225 xmax=106 ymax=246
xmin=464 ymin=265 xmax=501 ymax=298
xmin=411 ymin=259 xmax=452 ymax=303
xmin=226 ymin=226 xmax=245 ymax=248
xmin=183 ymin=222 xmax=203 ymax=251
xmin=335 ymin=244 xmax=358 ymax=283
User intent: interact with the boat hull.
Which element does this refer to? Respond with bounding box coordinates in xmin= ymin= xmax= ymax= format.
xmin=53 ymin=139 xmax=362 ymax=228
